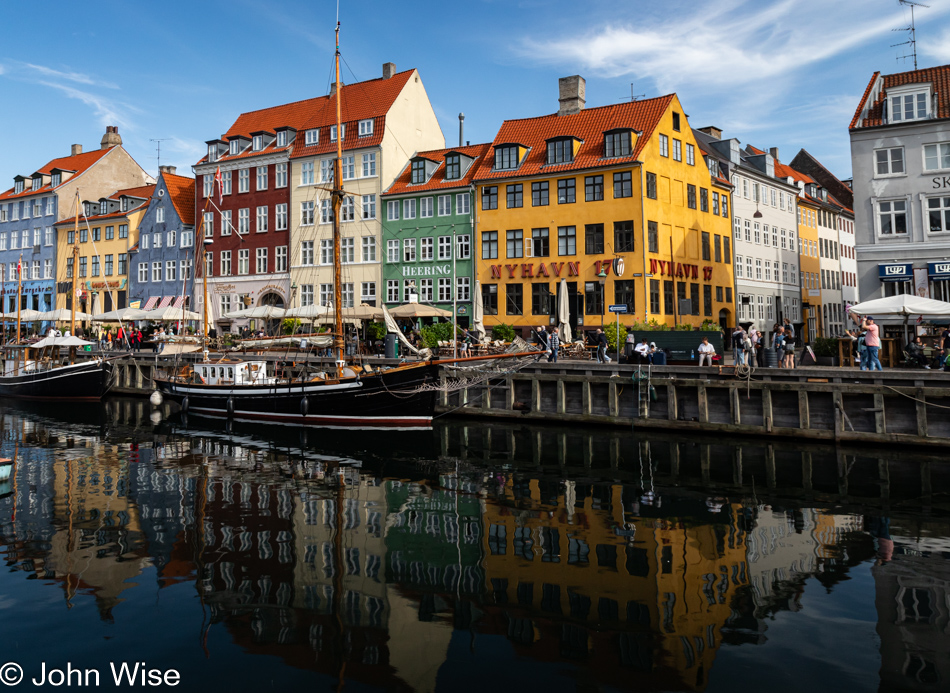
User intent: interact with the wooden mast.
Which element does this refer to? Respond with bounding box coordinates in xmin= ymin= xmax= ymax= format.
xmin=70 ymin=193 xmax=81 ymax=336
xmin=331 ymin=22 xmax=345 ymax=367
xmin=15 ymin=253 xmax=22 ymax=343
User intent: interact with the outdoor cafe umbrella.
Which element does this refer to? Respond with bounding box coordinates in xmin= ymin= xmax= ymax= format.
xmin=557 ymin=278 xmax=572 ymax=344
xmin=223 ymin=304 xmax=287 ymax=320
xmin=849 ymin=294 xmax=950 ymax=343
xmin=92 ymin=307 xmax=149 ymax=322
xmin=283 ymin=304 xmax=332 ymax=320
xmin=139 ymin=306 xmax=202 ymax=321
xmin=387 ymin=303 xmax=453 ymax=319
xmin=472 ymin=280 xmax=486 ymax=341
xmin=33 ymin=308 xmax=94 ymax=322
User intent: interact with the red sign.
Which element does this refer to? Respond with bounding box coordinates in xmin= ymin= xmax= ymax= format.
xmin=649 ymin=258 xmax=713 ymax=281
xmin=490 ymin=262 xmax=579 ymax=279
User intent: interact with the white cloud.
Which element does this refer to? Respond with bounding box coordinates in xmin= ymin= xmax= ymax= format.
xmin=38 ymin=82 xmax=135 ymax=131
xmin=22 ymin=62 xmax=118 ymax=89
xmin=921 ymin=26 xmax=950 ymax=63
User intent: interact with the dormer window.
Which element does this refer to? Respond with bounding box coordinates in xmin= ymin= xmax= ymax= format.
xmin=33 ymin=176 xmax=42 ymax=189
xmin=305 ymin=129 xmax=319 ymax=146
xmin=890 ymin=91 xmax=929 ymax=123
xmin=14 ymin=180 xmax=23 ymax=194
xmin=52 ymin=173 xmax=61 ymax=187
xmin=330 ymin=124 xmax=345 ymax=142
xmin=411 ymin=159 xmax=426 ymax=184
xmin=494 ymin=145 xmax=521 ymax=170
xmin=604 ymin=130 xmax=632 ymax=158
xmin=252 ymin=135 xmax=263 ymax=151
xmin=207 ymin=144 xmax=218 ymax=162
xmin=229 ymin=140 xmax=240 ymax=156
xmin=445 ymin=154 xmax=461 ymax=180
xmin=546 ymin=138 xmax=574 ymax=165
xmin=358 ymin=119 xmax=373 ymax=137
xmin=276 ymin=131 xmax=287 ymax=147
xmin=706 ymin=157 xmax=719 ymax=178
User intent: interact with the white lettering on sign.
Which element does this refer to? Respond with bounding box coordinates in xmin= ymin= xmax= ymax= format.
xmin=885 ymin=265 xmax=907 ymax=276
xmin=402 ymin=265 xmax=451 ymax=278
xmin=933 ymin=263 xmax=950 ymax=274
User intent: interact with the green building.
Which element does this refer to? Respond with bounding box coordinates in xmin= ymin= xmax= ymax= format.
xmin=381 ymin=143 xmax=489 ymax=327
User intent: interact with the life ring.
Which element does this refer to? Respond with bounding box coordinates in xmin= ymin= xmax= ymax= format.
xmin=300 ymin=396 xmax=309 ymax=417
xmin=181 ymin=396 xmax=190 ymax=413
xmin=226 ymin=397 xmax=234 ymax=418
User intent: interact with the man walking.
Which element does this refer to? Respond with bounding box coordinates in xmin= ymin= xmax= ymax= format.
xmin=858 ymin=315 xmax=883 ymax=371
xmin=595 ymin=328 xmax=609 ymax=363
xmin=533 ymin=325 xmax=549 ymax=362
xmin=547 ymin=326 xmax=560 ymax=363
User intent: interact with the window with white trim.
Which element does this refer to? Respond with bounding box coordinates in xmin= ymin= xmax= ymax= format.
xmin=305 ymin=129 xmax=318 ymax=145
xmin=138 ymin=262 xmax=148 ymax=283
xmin=221 ymin=210 xmax=232 ymax=235
xmin=301 ymin=241 xmax=314 ymax=265
xmin=456 ymin=192 xmax=470 ymax=215
xmin=256 ymin=206 xmax=268 ymax=232
xmin=301 ymin=162 xmax=314 ymax=185
xmin=659 ymin=134 xmax=669 ymax=157
xmin=166 ymin=260 xmax=177 ymax=282
xmin=362 ymin=236 xmax=376 ymax=262
xmin=238 ymin=168 xmax=249 ymax=192
xmin=151 ymin=261 xmax=162 ymax=282
xmin=875 ymin=147 xmax=904 ymax=176
xmin=257 ymin=165 xmax=268 ymax=190
xmin=387 ymin=280 xmax=399 ymax=303
xmin=927 ymin=195 xmax=950 ymax=233
xmin=320 ymin=239 xmax=333 ymax=265
xmin=387 ymin=200 xmax=400 ymax=220
xmin=387 ymin=239 xmax=400 ymax=263
xmin=438 ymin=236 xmax=452 ymax=260
xmin=276 ymin=163 xmax=287 ymax=187
xmin=420 ymin=237 xmax=434 ymax=261
xmin=320 ymin=159 xmax=334 ymax=183
xmin=256 ymin=247 xmax=267 ymax=273
xmin=220 ymin=250 xmax=231 ymax=276
xmin=878 ymin=200 xmax=908 ymax=235
xmin=924 ymin=143 xmax=950 ymax=171
xmin=276 ymin=203 xmax=287 ymax=230
xmin=437 ymin=195 xmax=451 ymax=216
xmin=456 ymin=234 xmax=470 ymax=259
xmin=403 ymin=238 xmax=416 ymax=262
xmin=362 ymin=194 xmax=376 ymax=220
xmin=457 ymin=276 xmax=470 ymax=301
xmin=890 ymin=91 xmax=929 ymax=123
xmin=330 ymin=124 xmax=344 ymax=142
xmin=420 ymin=197 xmax=434 ymax=218
xmin=404 ymin=199 xmax=416 ymax=219
xmin=238 ymin=208 xmax=250 ymax=234
xmin=341 ymin=196 xmax=355 ymax=222
xmin=362 ymin=152 xmax=376 ymax=177
xmin=342 ymin=155 xmax=355 ymax=180
xmin=361 ymin=282 xmax=376 ymax=303
xmin=301 ymin=201 xmax=315 ymax=226
xmin=238 ymin=248 xmax=249 ymax=275
xmin=320 ymin=199 xmax=333 ymax=224
xmin=341 ymin=237 xmax=355 ymax=264
xmin=358 ymin=119 xmax=373 ymax=137
xmin=276 ymin=246 xmax=288 ymax=272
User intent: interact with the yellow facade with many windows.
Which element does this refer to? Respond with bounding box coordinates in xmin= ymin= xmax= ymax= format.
xmin=473 ymin=83 xmax=735 ymax=340
xmin=797 ymin=198 xmax=823 ymax=340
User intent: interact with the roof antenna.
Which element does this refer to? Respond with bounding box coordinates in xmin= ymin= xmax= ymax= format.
xmin=149 ymin=138 xmax=168 ymax=171
xmin=620 ymin=84 xmax=646 ymax=102
xmin=892 ymin=0 xmax=929 ymax=70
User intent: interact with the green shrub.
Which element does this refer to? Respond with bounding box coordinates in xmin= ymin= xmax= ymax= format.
xmin=491 ymin=323 xmax=516 ymax=342
xmin=604 ymin=322 xmax=628 ymax=351
xmin=421 ymin=321 xmax=457 ymax=348
xmin=281 ymin=318 xmax=301 ymax=335
xmin=368 ymin=321 xmax=387 ymax=341
xmin=674 ymin=322 xmax=694 ymax=331
xmin=700 ymin=319 xmax=721 ymax=332
xmin=812 ymin=336 xmax=839 ymax=358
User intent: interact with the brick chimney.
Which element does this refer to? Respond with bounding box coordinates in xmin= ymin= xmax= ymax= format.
xmin=558 ymin=76 xmax=586 ymax=116
xmin=159 ymin=165 xmax=177 ymax=175
xmin=71 ymin=144 xmax=83 ymax=156
xmin=100 ymin=125 xmax=122 ymax=150
xmin=769 ymin=147 xmax=780 ymax=162
xmin=382 ymin=62 xmax=396 ymax=79
xmin=698 ymin=126 xmax=722 ymax=140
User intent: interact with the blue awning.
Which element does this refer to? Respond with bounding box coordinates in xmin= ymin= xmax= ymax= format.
xmin=878 ymin=263 xmax=912 ymax=282
xmin=928 ymin=261 xmax=950 ymax=280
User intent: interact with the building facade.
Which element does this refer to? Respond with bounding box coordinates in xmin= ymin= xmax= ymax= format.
xmin=0 ymin=127 xmax=151 ymax=323
xmin=54 ymin=183 xmax=155 ymax=315
xmin=473 ymin=78 xmax=735 ymax=340
xmin=381 ymin=143 xmax=488 ymax=326
xmin=288 ymin=64 xmax=444 ymax=314
xmin=128 ymin=167 xmax=196 ymax=310
xmin=850 ymin=64 xmax=950 ymax=336
xmin=703 ymin=137 xmax=800 ymax=334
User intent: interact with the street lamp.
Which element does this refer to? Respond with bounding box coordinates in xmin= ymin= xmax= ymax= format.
xmin=598 ymin=267 xmax=607 ymax=328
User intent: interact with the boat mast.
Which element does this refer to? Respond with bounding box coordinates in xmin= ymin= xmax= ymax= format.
xmin=15 ymin=252 xmax=22 ymax=343
xmin=70 ymin=193 xmax=80 ymax=337
xmin=331 ymin=22 xmax=345 ymax=366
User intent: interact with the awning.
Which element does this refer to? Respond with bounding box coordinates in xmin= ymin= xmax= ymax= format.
xmin=878 ymin=263 xmax=912 ymax=282
xmin=158 ymin=296 xmax=174 ymax=308
xmin=172 ymin=295 xmax=186 ymax=309
xmin=143 ymin=296 xmax=160 ymax=311
xmin=928 ymin=262 xmax=950 ymax=280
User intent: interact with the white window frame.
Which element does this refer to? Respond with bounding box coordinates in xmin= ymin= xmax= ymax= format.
xmin=358 ymin=119 xmax=374 ymax=137
xmin=923 ymin=142 xmax=950 ymax=172
xmin=437 ymin=195 xmax=451 ymax=216
xmin=874 ymin=147 xmax=905 ymax=177
xmin=276 ymin=203 xmax=288 ymax=230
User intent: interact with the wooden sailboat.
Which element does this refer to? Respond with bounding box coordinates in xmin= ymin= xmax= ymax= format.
xmin=0 ymin=195 xmax=115 ymax=400
xmin=154 ymin=24 xmax=440 ymax=429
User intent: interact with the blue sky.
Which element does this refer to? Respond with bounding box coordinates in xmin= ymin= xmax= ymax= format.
xmin=2 ymin=0 xmax=949 ymax=189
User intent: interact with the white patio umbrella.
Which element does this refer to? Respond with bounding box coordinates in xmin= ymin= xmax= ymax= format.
xmin=92 ymin=307 xmax=149 ymax=322
xmin=223 ymin=304 xmax=287 ymax=320
xmin=472 ymin=280 xmax=486 ymax=341
xmin=849 ymin=294 xmax=950 ymax=343
xmin=283 ymin=304 xmax=332 ymax=320
xmin=13 ymin=309 xmax=43 ymax=322
xmin=557 ymin=278 xmax=572 ymax=343
xmin=140 ymin=306 xmax=202 ymax=321
xmin=32 ymin=308 xmax=94 ymax=322
xmin=387 ymin=303 xmax=453 ymax=319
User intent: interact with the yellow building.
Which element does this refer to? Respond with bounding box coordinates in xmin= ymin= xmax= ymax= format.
xmin=472 ymin=77 xmax=735 ymax=339
xmin=54 ymin=184 xmax=154 ymax=316
xmin=778 ymin=162 xmax=823 ymax=340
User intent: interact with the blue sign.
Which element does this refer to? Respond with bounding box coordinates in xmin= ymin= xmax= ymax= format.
xmin=878 ymin=263 xmax=912 ymax=282
xmin=608 ymin=304 xmax=628 ymax=313
xmin=928 ymin=262 xmax=950 ymax=279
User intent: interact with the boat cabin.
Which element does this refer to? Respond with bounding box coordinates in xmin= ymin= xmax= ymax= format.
xmin=195 ymin=361 xmax=276 ymax=386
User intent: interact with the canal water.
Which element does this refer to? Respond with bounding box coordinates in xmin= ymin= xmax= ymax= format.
xmin=0 ymin=399 xmax=947 ymax=693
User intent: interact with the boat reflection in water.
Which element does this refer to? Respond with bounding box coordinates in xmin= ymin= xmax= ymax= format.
xmin=0 ymin=399 xmax=948 ymax=692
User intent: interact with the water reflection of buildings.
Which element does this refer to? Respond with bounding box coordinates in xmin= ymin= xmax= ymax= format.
xmin=1 ymin=406 xmax=948 ymax=692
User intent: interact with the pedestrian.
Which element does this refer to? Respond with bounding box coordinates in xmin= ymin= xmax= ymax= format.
xmin=857 ymin=329 xmax=868 ymax=369
xmin=595 ymin=328 xmax=609 ymax=363
xmin=547 ymin=326 xmax=559 ymax=363
xmin=856 ymin=314 xmax=883 ymax=371
xmin=533 ymin=325 xmax=549 ymax=362
xmin=773 ymin=326 xmax=786 ymax=368
xmin=782 ymin=328 xmax=796 ymax=368
xmin=625 ymin=331 xmax=636 ymax=361
xmin=783 ymin=317 xmax=796 ymax=341
xmin=634 ymin=338 xmax=651 ymax=363
xmin=697 ymin=336 xmax=716 ymax=366
xmin=732 ymin=326 xmax=746 ymax=366
xmin=940 ymin=324 xmax=950 ymax=370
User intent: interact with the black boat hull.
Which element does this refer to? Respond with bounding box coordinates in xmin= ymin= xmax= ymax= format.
xmin=155 ymin=363 xmax=439 ymax=429
xmin=0 ymin=359 xmax=113 ymax=401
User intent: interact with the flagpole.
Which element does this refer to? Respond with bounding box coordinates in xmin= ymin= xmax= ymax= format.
xmin=15 ymin=253 xmax=22 ymax=343
xmin=70 ymin=192 xmax=80 ymax=337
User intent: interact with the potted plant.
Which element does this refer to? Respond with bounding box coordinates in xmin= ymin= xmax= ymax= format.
xmin=811 ymin=337 xmax=839 ymax=366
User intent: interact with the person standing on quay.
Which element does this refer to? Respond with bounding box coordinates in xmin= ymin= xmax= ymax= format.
xmin=853 ymin=313 xmax=883 ymax=371
xmin=547 ymin=326 xmax=559 ymax=363
xmin=595 ymin=328 xmax=609 ymax=363
xmin=533 ymin=325 xmax=549 ymax=362
xmin=697 ymin=336 xmax=716 ymax=366
xmin=773 ymin=326 xmax=786 ymax=368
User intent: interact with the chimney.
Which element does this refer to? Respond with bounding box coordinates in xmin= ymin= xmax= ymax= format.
xmin=71 ymin=144 xmax=83 ymax=156
xmin=159 ymin=165 xmax=177 ymax=175
xmin=382 ymin=62 xmax=396 ymax=80
xmin=557 ymin=76 xmax=586 ymax=116
xmin=458 ymin=113 xmax=465 ymax=148
xmin=100 ymin=125 xmax=122 ymax=150
xmin=698 ymin=126 xmax=722 ymax=140
xmin=769 ymin=146 xmax=779 ymax=162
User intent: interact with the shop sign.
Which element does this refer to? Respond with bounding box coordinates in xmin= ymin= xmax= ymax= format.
xmin=878 ymin=263 xmax=912 ymax=282
xmin=648 ymin=258 xmax=714 ymax=281
xmin=928 ymin=262 xmax=950 ymax=280
xmin=85 ymin=278 xmax=126 ymax=290
xmin=403 ymin=265 xmax=451 ymax=277
xmin=489 ymin=262 xmax=580 ymax=279
xmin=457 ymin=305 xmax=468 ymax=315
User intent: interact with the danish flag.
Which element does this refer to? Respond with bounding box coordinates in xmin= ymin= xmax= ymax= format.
xmin=16 ymin=258 xmax=21 ymax=277
xmin=214 ymin=166 xmax=223 ymax=205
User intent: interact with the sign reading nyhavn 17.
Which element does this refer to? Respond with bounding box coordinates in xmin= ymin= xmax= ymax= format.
xmin=649 ymin=258 xmax=714 ymax=281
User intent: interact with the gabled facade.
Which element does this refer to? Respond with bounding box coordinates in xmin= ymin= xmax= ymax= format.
xmin=0 ymin=127 xmax=152 ymax=320
xmin=288 ymin=64 xmax=444 ymax=313
xmin=703 ymin=137 xmax=800 ymax=334
xmin=54 ymin=182 xmax=156 ymax=314
xmin=850 ymin=64 xmax=950 ymax=334
xmin=473 ymin=78 xmax=735 ymax=339
xmin=129 ymin=167 xmax=196 ymax=310
xmin=381 ymin=143 xmax=489 ymax=325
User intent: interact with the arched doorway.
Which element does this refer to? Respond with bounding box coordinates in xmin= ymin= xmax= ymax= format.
xmin=258 ymin=292 xmax=285 ymax=334
xmin=718 ymin=308 xmax=732 ymax=332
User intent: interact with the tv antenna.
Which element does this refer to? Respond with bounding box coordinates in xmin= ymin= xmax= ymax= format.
xmin=149 ymin=138 xmax=169 ymax=169
xmin=621 ymin=84 xmax=646 ymax=102
xmin=891 ymin=0 xmax=929 ymax=70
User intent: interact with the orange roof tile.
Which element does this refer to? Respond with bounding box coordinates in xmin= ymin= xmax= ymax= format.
xmin=473 ymin=95 xmax=675 ymax=181
xmin=161 ymin=173 xmax=195 ymax=226
xmin=0 ymin=147 xmax=113 ymax=201
xmin=197 ymin=70 xmax=415 ymax=165
xmin=849 ymin=72 xmax=880 ymax=130
xmin=852 ymin=65 xmax=950 ymax=129
xmin=384 ymin=143 xmax=492 ymax=195
xmin=55 ymin=184 xmax=156 ymax=225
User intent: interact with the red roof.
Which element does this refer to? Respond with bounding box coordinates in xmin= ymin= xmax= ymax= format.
xmin=473 ymin=95 xmax=675 ymax=181
xmin=774 ymin=161 xmax=813 ymax=184
xmin=384 ymin=143 xmax=492 ymax=195
xmin=197 ymin=70 xmax=415 ymax=165
xmin=851 ymin=65 xmax=950 ymax=129
xmin=162 ymin=173 xmax=195 ymax=226
xmin=55 ymin=184 xmax=156 ymax=225
xmin=0 ymin=148 xmax=113 ymax=201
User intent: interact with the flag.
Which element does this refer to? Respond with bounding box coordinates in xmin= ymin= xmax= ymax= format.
xmin=214 ymin=166 xmax=223 ymax=206
xmin=916 ymin=315 xmax=923 ymax=325
xmin=16 ymin=258 xmax=21 ymax=277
